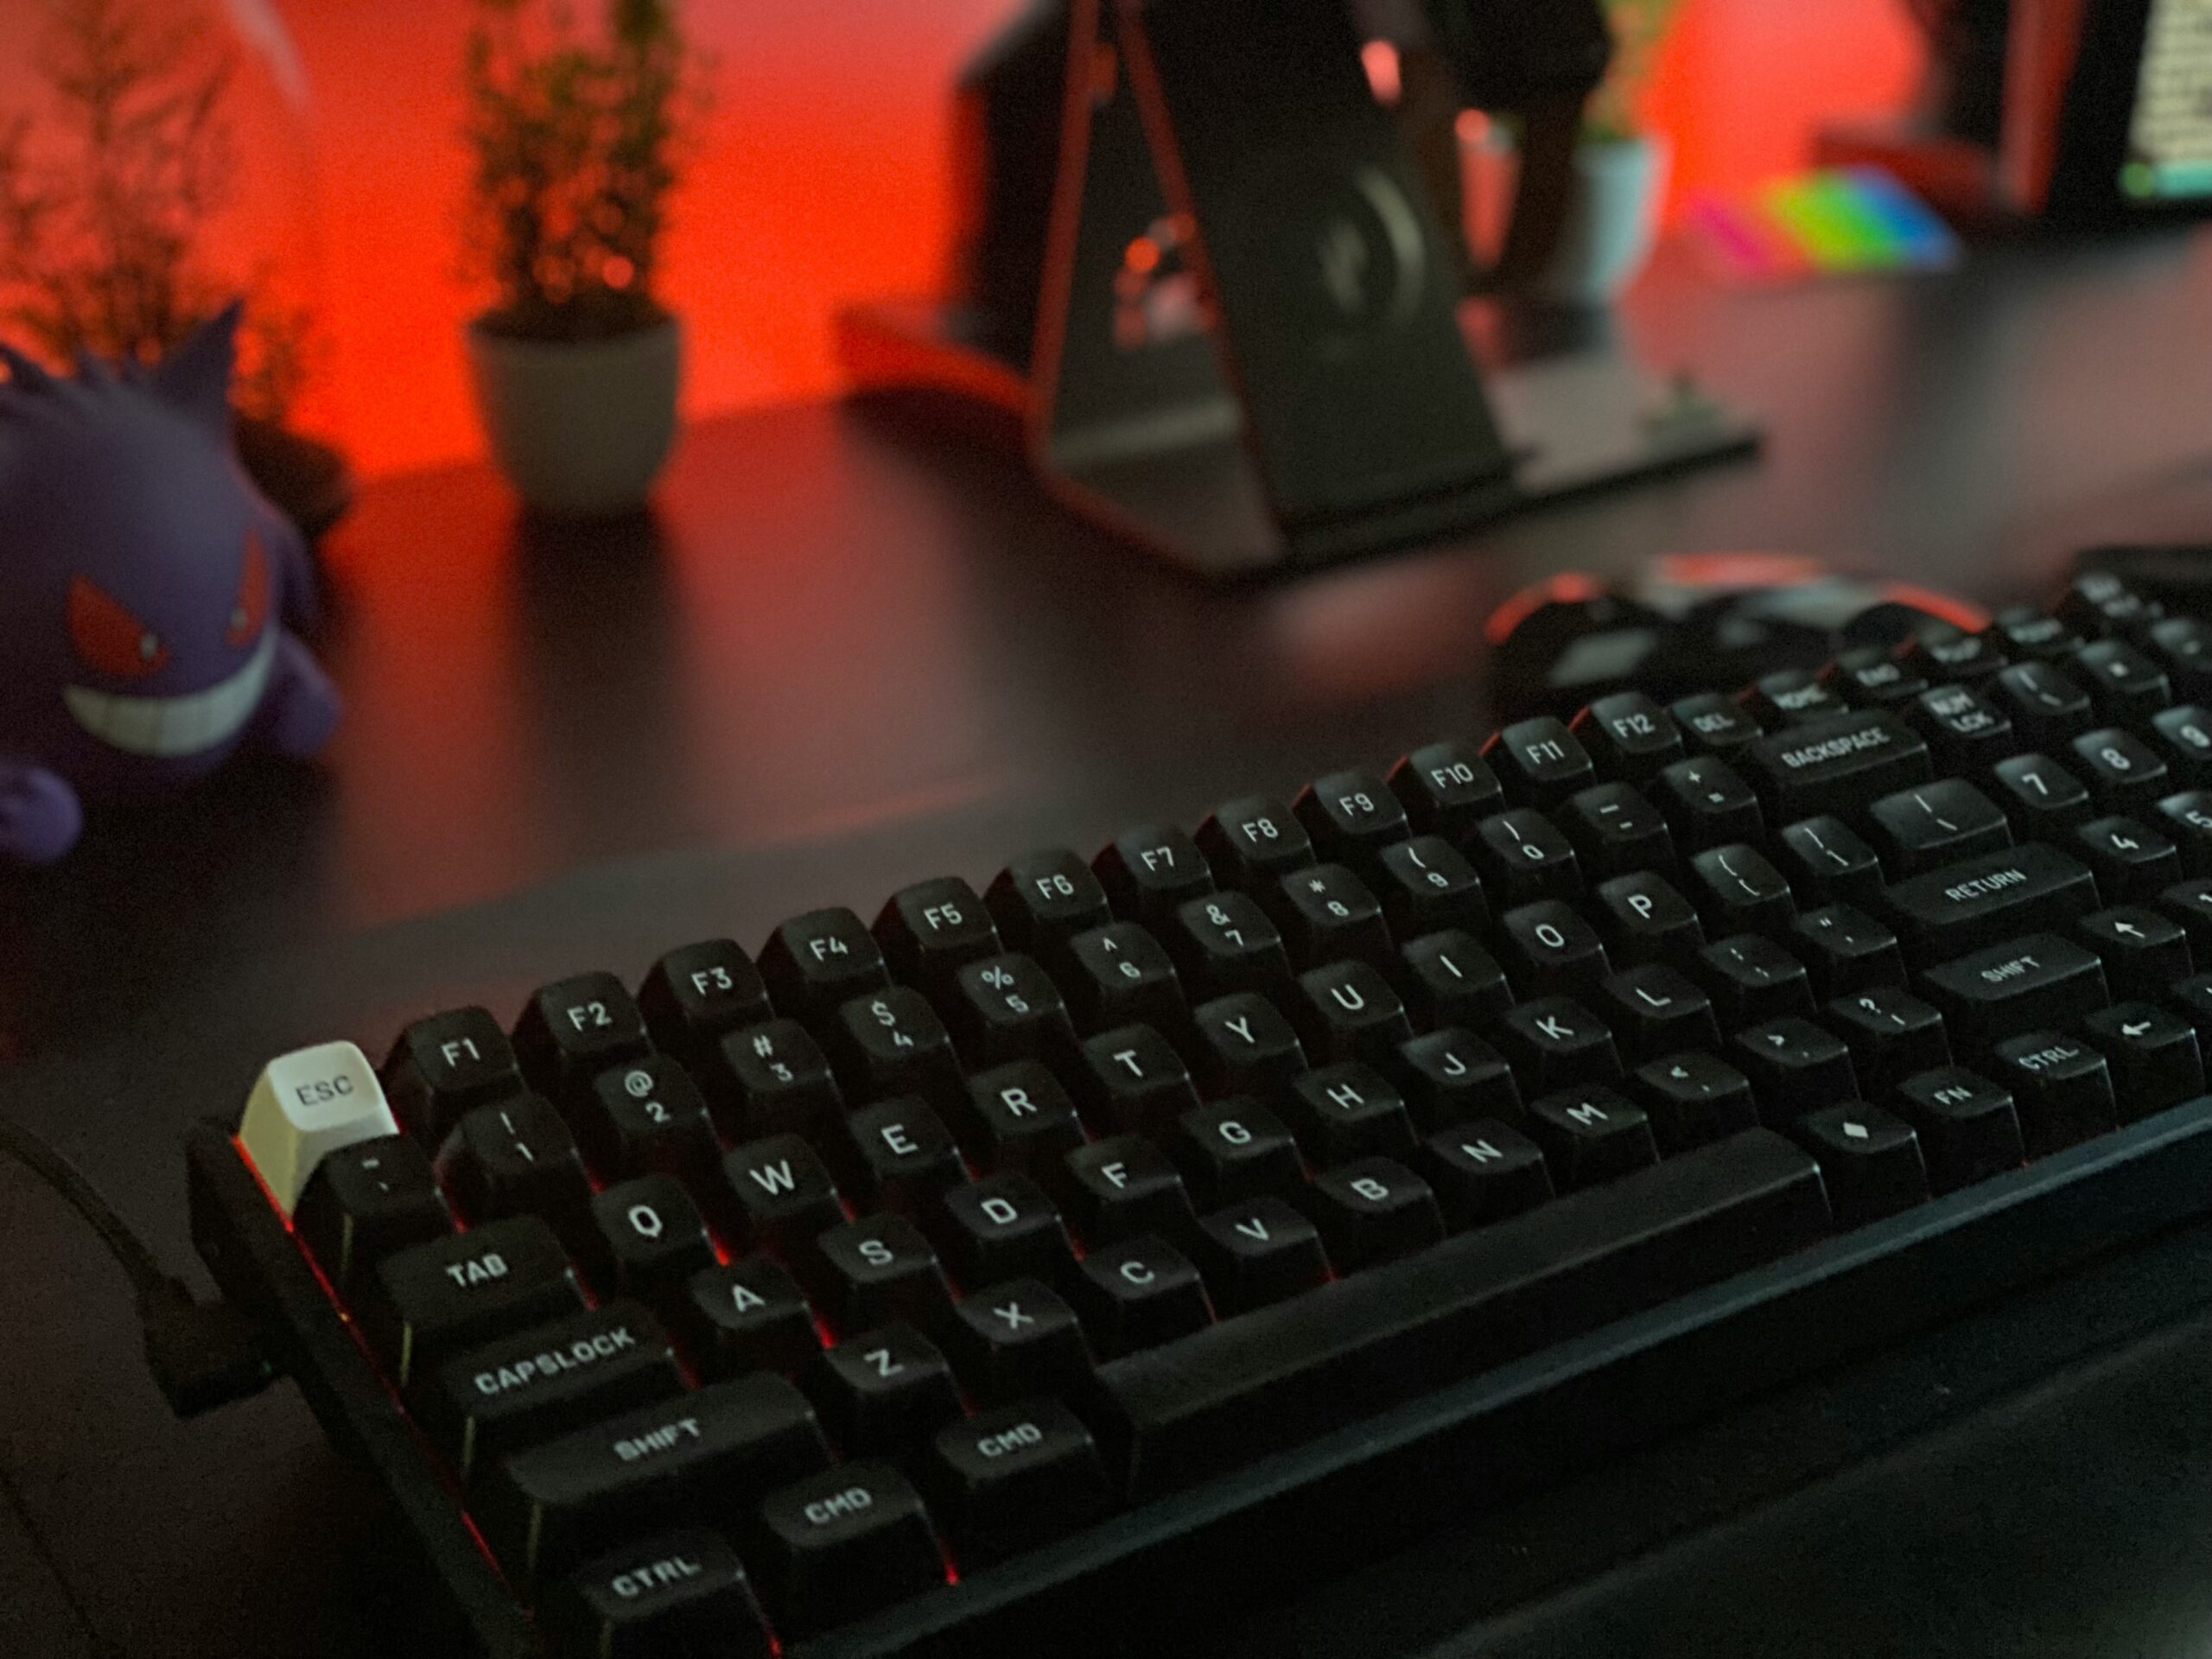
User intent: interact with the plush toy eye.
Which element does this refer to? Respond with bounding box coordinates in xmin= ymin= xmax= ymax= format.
xmin=69 ymin=576 xmax=169 ymax=679
xmin=226 ymin=528 xmax=270 ymax=648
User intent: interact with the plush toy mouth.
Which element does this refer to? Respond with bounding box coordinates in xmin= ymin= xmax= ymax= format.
xmin=64 ymin=631 xmax=275 ymax=758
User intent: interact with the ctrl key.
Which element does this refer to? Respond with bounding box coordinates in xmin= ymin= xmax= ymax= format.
xmin=751 ymin=1462 xmax=947 ymax=1637
xmin=543 ymin=1529 xmax=772 ymax=1659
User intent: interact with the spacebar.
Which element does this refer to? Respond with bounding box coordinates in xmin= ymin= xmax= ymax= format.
xmin=1096 ymin=1128 xmax=1831 ymax=1499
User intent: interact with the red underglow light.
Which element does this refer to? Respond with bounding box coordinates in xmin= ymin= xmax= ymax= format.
xmin=1360 ymin=39 xmax=1402 ymax=106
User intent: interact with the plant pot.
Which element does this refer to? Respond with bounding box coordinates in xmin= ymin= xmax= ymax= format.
xmin=464 ymin=315 xmax=681 ymax=518
xmin=1463 ymin=130 xmax=1674 ymax=306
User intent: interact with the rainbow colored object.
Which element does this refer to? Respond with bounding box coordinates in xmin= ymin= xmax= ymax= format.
xmin=1688 ymin=167 xmax=1961 ymax=285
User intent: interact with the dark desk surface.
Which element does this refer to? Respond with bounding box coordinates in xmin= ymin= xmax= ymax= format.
xmin=10 ymin=230 xmax=2212 ymax=1656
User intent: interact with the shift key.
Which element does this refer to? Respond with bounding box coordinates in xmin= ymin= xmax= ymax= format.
xmin=1917 ymin=935 xmax=2111 ymax=1055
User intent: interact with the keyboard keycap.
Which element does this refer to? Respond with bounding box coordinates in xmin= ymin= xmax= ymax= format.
xmin=938 ymin=1280 xmax=1093 ymax=1404
xmin=1883 ymin=843 xmax=2100 ymax=959
xmin=1279 ymin=1062 xmax=1415 ymax=1164
xmin=1867 ymin=780 xmax=2012 ymax=877
xmin=1591 ymin=870 xmax=1705 ymax=963
xmin=2080 ymin=1003 xmax=2206 ymax=1122
xmin=942 ymin=953 xmax=1074 ymax=1067
xmin=1731 ymin=1019 xmax=1859 ymax=1126
xmin=1494 ymin=996 xmax=1622 ymax=1092
xmin=1558 ymin=783 xmax=1676 ymax=880
xmin=1687 ymin=842 xmax=1796 ymax=937
xmin=1370 ymin=835 xmax=1491 ymax=939
xmin=840 ymin=1099 xmax=968 ymax=1214
xmin=721 ymin=1135 xmax=845 ymax=1258
xmin=380 ymin=1012 xmax=520 ymax=1146
xmin=1058 ymin=923 xmax=1185 ymax=1037
xmin=1988 ymin=663 xmax=2094 ymax=749
xmin=874 ymin=876 xmax=1001 ymax=994
xmin=1060 ymin=1135 xmax=1195 ymax=1246
xmin=1916 ymin=933 xmax=2110 ymax=1055
xmin=827 ymin=988 xmax=964 ymax=1115
xmin=1467 ymin=808 xmax=1583 ymax=904
xmin=542 ymin=1530 xmax=771 ymax=1659
xmin=1527 ymin=1084 xmax=1658 ymax=1187
xmin=2070 ymin=728 xmax=2170 ymax=810
xmin=574 ymin=1058 xmax=721 ymax=1188
xmin=930 ymin=1173 xmax=1074 ymax=1290
xmin=1669 ymin=691 xmax=1764 ymax=757
xmin=636 ymin=941 xmax=772 ymax=1063
xmin=1095 ymin=824 xmax=1214 ymax=925
xmin=1484 ymin=717 xmax=1596 ymax=807
xmin=803 ymin=1323 xmax=963 ymax=1457
xmin=1071 ymin=1025 xmax=1199 ymax=1137
xmin=2072 ymin=906 xmax=2192 ymax=1001
xmin=2151 ymin=708 xmax=2212 ymax=784
xmin=1389 ymin=741 xmax=1504 ymax=840
xmin=1396 ymin=930 xmax=1514 ymax=1028
xmin=1745 ymin=667 xmax=1846 ymax=727
xmin=1197 ymin=796 xmax=1315 ymax=891
xmin=1743 ymin=711 xmax=1931 ymax=825
xmin=1988 ymin=753 xmax=2094 ymax=839
xmin=987 ymin=849 xmax=1113 ymax=954
xmin=581 ymin=1176 xmax=716 ymax=1306
xmin=678 ymin=1260 xmax=822 ymax=1380
xmin=1163 ymin=893 xmax=1292 ymax=1001
xmin=1793 ymin=906 xmax=1907 ymax=998
xmin=2076 ymin=637 xmax=2171 ymax=719
xmin=1268 ymin=863 xmax=1395 ymax=971
xmin=1571 ymin=691 xmax=1684 ymax=781
xmin=512 ymin=974 xmax=650 ymax=1105
xmin=804 ymin=1214 xmax=952 ymax=1334
xmin=1191 ymin=1197 xmax=1331 ymax=1313
xmin=1653 ymin=755 xmax=1765 ymax=850
xmin=1890 ymin=1066 xmax=2024 ymax=1193
xmin=2075 ymin=815 xmax=2180 ymax=900
xmin=751 ymin=1462 xmax=945 ymax=1637
xmin=760 ymin=909 xmax=890 ymax=1027
xmin=1825 ymin=987 xmax=1950 ymax=1092
xmin=367 ymin=1217 xmax=583 ymax=1389
xmin=1305 ymin=1157 xmax=1445 ymax=1268
xmin=1067 ymin=1235 xmax=1212 ymax=1357
xmin=1497 ymin=899 xmax=1612 ymax=997
xmin=1169 ymin=1098 xmax=1306 ymax=1206
xmin=1594 ymin=964 xmax=1719 ymax=1062
xmin=238 ymin=1040 xmax=402 ymax=1214
xmin=1629 ymin=1052 xmax=1758 ymax=1154
xmin=1185 ymin=993 xmax=1306 ymax=1099
xmin=1291 ymin=961 xmax=1413 ymax=1065
xmin=1914 ymin=684 xmax=2015 ymax=772
xmin=961 ymin=1062 xmax=1086 ymax=1179
xmin=1693 ymin=934 xmax=1814 ymax=1026
xmin=1296 ymin=767 xmax=1411 ymax=870
xmin=919 ymin=1399 xmax=1112 ymax=1568
xmin=1415 ymin=1119 xmax=1554 ymax=1228
xmin=436 ymin=1096 xmax=593 ymax=1233
xmin=294 ymin=1135 xmax=452 ymax=1294
xmin=1988 ymin=1033 xmax=2118 ymax=1154
xmin=702 ymin=1020 xmax=842 ymax=1141
xmin=1389 ymin=1028 xmax=1525 ymax=1132
xmin=1776 ymin=816 xmax=1886 ymax=906
xmin=1790 ymin=1103 xmax=1928 ymax=1227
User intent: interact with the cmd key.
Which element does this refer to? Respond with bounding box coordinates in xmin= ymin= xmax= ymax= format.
xmin=750 ymin=1462 xmax=947 ymax=1637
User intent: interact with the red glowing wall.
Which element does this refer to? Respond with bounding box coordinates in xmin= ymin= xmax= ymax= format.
xmin=283 ymin=0 xmax=1922 ymax=480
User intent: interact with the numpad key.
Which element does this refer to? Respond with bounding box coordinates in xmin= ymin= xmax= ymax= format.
xmin=188 ymin=576 xmax=2212 ymax=1656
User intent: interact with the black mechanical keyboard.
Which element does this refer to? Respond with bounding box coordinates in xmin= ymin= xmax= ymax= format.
xmin=188 ymin=572 xmax=2212 ymax=1657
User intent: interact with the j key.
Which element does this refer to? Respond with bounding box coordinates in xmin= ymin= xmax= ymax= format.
xmin=1495 ymin=900 xmax=1611 ymax=997
xmin=381 ymin=1008 xmax=522 ymax=1144
xmin=367 ymin=1217 xmax=583 ymax=1389
xmin=295 ymin=1135 xmax=452 ymax=1294
xmin=1171 ymin=1098 xmax=1307 ymax=1206
xmin=986 ymin=849 xmax=1113 ymax=956
xmin=2072 ymin=906 xmax=2192 ymax=1001
xmin=1291 ymin=961 xmax=1414 ymax=1065
xmin=939 ymin=1280 xmax=1093 ymax=1404
xmin=1595 ymin=963 xmax=1719 ymax=1062
xmin=1883 ymin=842 xmax=2100 ymax=958
xmin=422 ymin=1301 xmax=683 ymax=1485
xmin=1987 ymin=607 xmax=2082 ymax=663
xmin=1398 ymin=929 xmax=1515 ymax=1027
xmin=1629 ymin=1053 xmax=1758 ymax=1154
xmin=1370 ymin=836 xmax=1491 ymax=939
xmin=804 ymin=1324 xmax=963 ymax=1458
xmin=720 ymin=1135 xmax=845 ymax=1257
xmin=512 ymin=975 xmax=650 ymax=1106
xmin=1484 ymin=716 xmax=1596 ymax=808
xmin=874 ymin=877 xmax=1001 ymax=994
xmin=2070 ymin=728 xmax=2170 ymax=810
xmin=636 ymin=941 xmax=772 ymax=1063
xmin=1304 ymin=1158 xmax=1445 ymax=1269
xmin=481 ymin=1374 xmax=830 ymax=1582
xmin=1794 ymin=905 xmax=1907 ymax=998
xmin=750 ymin=1462 xmax=944 ymax=1638
xmin=679 ymin=1260 xmax=822 ymax=1381
xmin=1918 ymin=933 xmax=2110 ymax=1054
xmin=1688 ymin=843 xmax=1796 ymax=937
xmin=1988 ymin=753 xmax=2094 ymax=839
xmin=542 ymin=1532 xmax=771 ymax=1659
xmin=839 ymin=1100 xmax=968 ymax=1215
xmin=436 ymin=1096 xmax=593 ymax=1231
xmin=1389 ymin=741 xmax=1505 ymax=841
xmin=759 ymin=909 xmax=890 ymax=1028
xmin=1416 ymin=1119 xmax=1554 ymax=1229
xmin=1197 ymin=796 xmax=1316 ymax=891
xmin=1653 ymin=755 xmax=1765 ymax=851
xmin=1389 ymin=1029 xmax=1525 ymax=1132
xmin=1730 ymin=1019 xmax=1860 ymax=1126
xmin=1988 ymin=1033 xmax=2118 ymax=1155
xmin=1743 ymin=711 xmax=1931 ymax=825
xmin=1670 ymin=691 xmax=1765 ymax=758
xmin=1559 ymin=783 xmax=1677 ymax=879
xmin=920 ymin=1400 xmax=1112 ymax=1569
xmin=575 ymin=1058 xmax=719 ymax=1187
xmin=1165 ymin=893 xmax=1293 ymax=1001
xmin=2056 ymin=571 xmax=2158 ymax=638
xmin=1692 ymin=934 xmax=1814 ymax=1026
xmin=1744 ymin=668 xmax=1846 ymax=727
xmin=1890 ymin=1066 xmax=2024 ymax=1194
xmin=1825 ymin=987 xmax=1950 ymax=1093
xmin=1060 ymin=1135 xmax=1196 ymax=1246
xmin=703 ymin=1020 xmax=842 ymax=1142
xmin=962 ymin=1062 xmax=1087 ymax=1179
xmin=2075 ymin=815 xmax=2180 ymax=900
xmin=1072 ymin=1025 xmax=1200 ymax=1136
xmin=827 ymin=988 xmax=964 ymax=1114
xmin=1777 ymin=816 xmax=1886 ymax=907
xmin=1059 ymin=923 xmax=1185 ymax=1037
xmin=1467 ymin=809 xmax=1584 ymax=905
xmin=1186 ymin=994 xmax=1306 ymax=1099
xmin=1268 ymin=864 xmax=1395 ymax=972
xmin=930 ymin=1173 xmax=1076 ymax=1290
xmin=1899 ymin=626 xmax=2007 ymax=684
xmin=804 ymin=1214 xmax=953 ymax=1334
xmin=1493 ymin=996 xmax=1623 ymax=1092
xmin=1098 ymin=1128 xmax=1830 ymax=1498
xmin=1191 ymin=1198 xmax=1332 ymax=1313
xmin=2075 ymin=638 xmax=2171 ymax=720
xmin=1591 ymin=870 xmax=1705 ymax=964
xmin=943 ymin=953 xmax=1074 ymax=1068
xmin=1913 ymin=684 xmax=2015 ymax=772
xmin=2150 ymin=708 xmax=2212 ymax=783
xmin=580 ymin=1176 xmax=715 ymax=1306
xmin=1790 ymin=1104 xmax=1928 ymax=1228
xmin=1296 ymin=767 xmax=1411 ymax=871
xmin=2147 ymin=617 xmax=2212 ymax=700
xmin=1570 ymin=691 xmax=1684 ymax=782
xmin=1095 ymin=823 xmax=1214 ymax=926
xmin=1279 ymin=1062 xmax=1415 ymax=1164
xmin=1868 ymin=780 xmax=2012 ymax=877
xmin=1989 ymin=663 xmax=2094 ymax=750
xmin=1526 ymin=1085 xmax=1658 ymax=1188
xmin=2079 ymin=1003 xmax=2206 ymax=1122
xmin=1822 ymin=646 xmax=1925 ymax=709
xmin=2156 ymin=792 xmax=2212 ymax=874
xmin=1068 ymin=1236 xmax=1212 ymax=1357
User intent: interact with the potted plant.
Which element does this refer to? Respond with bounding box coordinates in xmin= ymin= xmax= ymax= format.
xmin=462 ymin=0 xmax=706 ymax=518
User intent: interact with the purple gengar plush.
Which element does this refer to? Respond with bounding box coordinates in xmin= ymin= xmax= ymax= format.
xmin=0 ymin=303 xmax=340 ymax=865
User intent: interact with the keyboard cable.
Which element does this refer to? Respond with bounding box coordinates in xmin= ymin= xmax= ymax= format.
xmin=0 ymin=1113 xmax=276 ymax=1417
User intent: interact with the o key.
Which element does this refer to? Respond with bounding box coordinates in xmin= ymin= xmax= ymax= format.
xmin=237 ymin=1040 xmax=399 ymax=1214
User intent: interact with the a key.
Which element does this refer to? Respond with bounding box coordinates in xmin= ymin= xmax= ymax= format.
xmin=1988 ymin=753 xmax=2094 ymax=839
xmin=1570 ymin=691 xmax=1685 ymax=781
xmin=1776 ymin=816 xmax=1887 ymax=906
xmin=929 ymin=1173 xmax=1075 ymax=1291
xmin=1290 ymin=961 xmax=1413 ymax=1065
xmin=804 ymin=1214 xmax=953 ymax=1334
xmin=435 ymin=1096 xmax=593 ymax=1233
xmin=1466 ymin=808 xmax=1584 ymax=905
xmin=938 ymin=1280 xmax=1093 ymax=1404
xmin=677 ymin=1260 xmax=822 ymax=1381
xmin=1745 ymin=668 xmax=1847 ymax=727
xmin=380 ymin=1012 xmax=521 ymax=1146
xmin=1594 ymin=963 xmax=1720 ymax=1062
xmin=1071 ymin=1024 xmax=1200 ymax=1136
xmin=1396 ymin=930 xmax=1514 ymax=1028
xmin=1493 ymin=996 xmax=1623 ymax=1092
xmin=1793 ymin=905 xmax=1907 ymax=998
xmin=1484 ymin=716 xmax=1597 ymax=808
xmin=1185 ymin=993 xmax=1306 ymax=1099
xmin=512 ymin=975 xmax=651 ymax=1107
xmin=1987 ymin=1033 xmax=2118 ymax=1154
xmin=2075 ymin=815 xmax=2180 ymax=900
xmin=366 ymin=1217 xmax=582 ymax=1389
xmin=1868 ymin=780 xmax=2012 ymax=877
xmin=987 ymin=849 xmax=1113 ymax=955
xmin=826 ymin=988 xmax=964 ymax=1116
xmin=919 ymin=1400 xmax=1112 ymax=1568
xmin=750 ymin=1462 xmax=945 ymax=1637
xmin=2072 ymin=906 xmax=2192 ymax=1001
xmin=1266 ymin=863 xmax=1395 ymax=971
xmin=480 ymin=1375 xmax=830 ymax=1581
xmin=759 ymin=908 xmax=891 ymax=1027
xmin=1652 ymin=754 xmax=1765 ymax=850
xmin=960 ymin=1062 xmax=1087 ymax=1179
xmin=874 ymin=876 xmax=1001 ymax=995
xmin=1296 ymin=767 xmax=1411 ymax=872
xmin=1416 ymin=1119 xmax=1554 ymax=1228
xmin=1190 ymin=1197 xmax=1331 ymax=1313
xmin=1790 ymin=1104 xmax=1929 ymax=1227
xmin=1059 ymin=1135 xmax=1196 ymax=1246
xmin=1370 ymin=835 xmax=1491 ymax=940
xmin=1731 ymin=1019 xmax=1859 ymax=1125
xmin=1067 ymin=1236 xmax=1212 ymax=1357
xmin=1094 ymin=823 xmax=1214 ymax=926
xmin=1526 ymin=1085 xmax=1658 ymax=1187
xmin=1197 ymin=796 xmax=1316 ymax=891
xmin=542 ymin=1532 xmax=771 ymax=1659
xmin=1388 ymin=1028 xmax=1525 ymax=1132
xmin=1304 ymin=1158 xmax=1445 ymax=1268
xmin=1742 ymin=711 xmax=1931 ymax=825
xmin=942 ymin=952 xmax=1074 ymax=1068
xmin=294 ymin=1135 xmax=452 ymax=1294
xmin=1916 ymin=933 xmax=2110 ymax=1055
xmin=1825 ymin=987 xmax=1951 ymax=1093
xmin=1889 ymin=1066 xmax=2024 ymax=1193
xmin=1692 ymin=934 xmax=1814 ymax=1026
xmin=1058 ymin=922 xmax=1186 ymax=1037
xmin=1882 ymin=843 xmax=2100 ymax=958
xmin=1628 ymin=1052 xmax=1758 ymax=1154
xmin=720 ymin=1135 xmax=845 ymax=1258
xmin=579 ymin=1176 xmax=716 ymax=1306
xmin=1279 ymin=1062 xmax=1415 ymax=1164
xmin=1688 ymin=842 xmax=1796 ymax=937
xmin=1557 ymin=783 xmax=1677 ymax=880
xmin=1169 ymin=1098 xmax=1307 ymax=1207
xmin=2080 ymin=1003 xmax=2206 ymax=1122
xmin=239 ymin=1040 xmax=404 ymax=1214
xmin=701 ymin=1020 xmax=842 ymax=1142
xmin=1496 ymin=900 xmax=1612 ymax=997
xmin=573 ymin=1058 xmax=720 ymax=1189
xmin=2070 ymin=728 xmax=2171 ymax=811
xmin=1590 ymin=870 xmax=1705 ymax=963
xmin=803 ymin=1324 xmax=963 ymax=1458
xmin=636 ymin=941 xmax=772 ymax=1063
xmin=1389 ymin=741 xmax=1505 ymax=840
xmin=1163 ymin=893 xmax=1293 ymax=1002
xmin=839 ymin=1100 xmax=968 ymax=1216
xmin=1669 ymin=691 xmax=1764 ymax=757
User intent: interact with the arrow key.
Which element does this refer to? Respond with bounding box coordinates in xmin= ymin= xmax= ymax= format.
xmin=2072 ymin=906 xmax=2193 ymax=1002
xmin=1790 ymin=1103 xmax=1929 ymax=1228
xmin=2080 ymin=1003 xmax=2206 ymax=1122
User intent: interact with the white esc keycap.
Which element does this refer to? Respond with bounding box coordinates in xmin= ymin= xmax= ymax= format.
xmin=237 ymin=1041 xmax=399 ymax=1215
